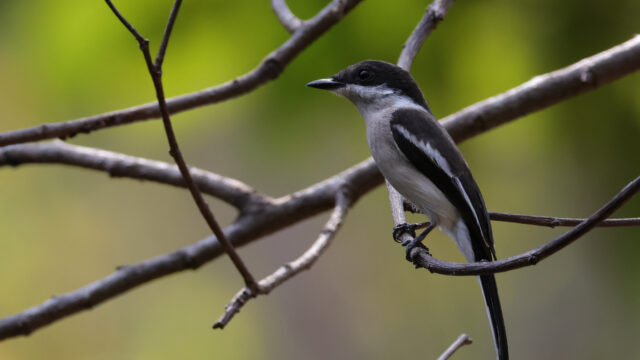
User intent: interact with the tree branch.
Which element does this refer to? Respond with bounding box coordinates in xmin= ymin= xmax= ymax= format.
xmin=212 ymin=187 xmax=352 ymax=329
xmin=0 ymin=141 xmax=270 ymax=210
xmin=408 ymin=176 xmax=640 ymax=275
xmin=0 ymin=0 xmax=363 ymax=147
xmin=437 ymin=334 xmax=473 ymax=360
xmin=271 ymin=0 xmax=303 ymax=33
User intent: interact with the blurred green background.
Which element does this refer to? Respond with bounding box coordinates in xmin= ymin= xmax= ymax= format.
xmin=1 ymin=0 xmax=639 ymax=359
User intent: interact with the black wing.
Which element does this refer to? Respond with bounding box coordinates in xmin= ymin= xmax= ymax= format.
xmin=390 ymin=108 xmax=495 ymax=261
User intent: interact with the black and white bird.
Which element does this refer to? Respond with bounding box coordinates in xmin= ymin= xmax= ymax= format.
xmin=307 ymin=60 xmax=508 ymax=359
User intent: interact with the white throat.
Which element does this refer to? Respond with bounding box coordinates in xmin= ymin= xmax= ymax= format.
xmin=335 ymin=83 xmax=424 ymax=122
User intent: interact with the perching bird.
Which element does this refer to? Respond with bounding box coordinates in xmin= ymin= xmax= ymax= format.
xmin=307 ymin=60 xmax=508 ymax=359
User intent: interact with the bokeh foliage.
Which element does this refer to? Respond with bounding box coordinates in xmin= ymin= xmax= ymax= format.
xmin=0 ymin=0 xmax=639 ymax=359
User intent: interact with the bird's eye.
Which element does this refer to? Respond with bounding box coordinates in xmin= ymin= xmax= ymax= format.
xmin=358 ymin=69 xmax=372 ymax=81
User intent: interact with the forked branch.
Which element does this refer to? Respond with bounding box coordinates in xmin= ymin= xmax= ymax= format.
xmin=105 ymin=0 xmax=258 ymax=292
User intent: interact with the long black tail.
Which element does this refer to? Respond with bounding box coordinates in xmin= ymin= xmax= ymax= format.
xmin=478 ymin=274 xmax=509 ymax=360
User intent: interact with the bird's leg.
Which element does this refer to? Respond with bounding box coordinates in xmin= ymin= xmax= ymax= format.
xmin=392 ymin=221 xmax=430 ymax=243
xmin=402 ymin=222 xmax=435 ymax=261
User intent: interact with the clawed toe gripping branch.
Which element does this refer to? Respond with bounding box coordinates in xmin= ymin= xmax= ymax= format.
xmin=0 ymin=1 xmax=639 ymax=358
xmin=392 ymin=221 xmax=430 ymax=242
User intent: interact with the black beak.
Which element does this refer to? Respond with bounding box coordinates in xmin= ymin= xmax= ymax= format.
xmin=306 ymin=78 xmax=345 ymax=90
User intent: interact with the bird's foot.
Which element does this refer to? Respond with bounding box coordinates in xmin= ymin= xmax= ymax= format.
xmin=392 ymin=223 xmax=415 ymax=242
xmin=392 ymin=222 xmax=429 ymax=243
xmin=402 ymin=237 xmax=430 ymax=262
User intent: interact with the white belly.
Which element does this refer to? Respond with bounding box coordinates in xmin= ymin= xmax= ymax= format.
xmin=364 ymin=111 xmax=459 ymax=231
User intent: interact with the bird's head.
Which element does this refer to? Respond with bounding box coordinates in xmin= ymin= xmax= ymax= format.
xmin=306 ymin=60 xmax=429 ymax=112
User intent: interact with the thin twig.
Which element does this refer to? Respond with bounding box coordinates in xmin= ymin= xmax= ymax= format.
xmin=0 ymin=0 xmax=364 ymax=147
xmin=105 ymin=0 xmax=259 ymax=292
xmin=155 ymin=0 xmax=183 ymax=68
xmin=397 ymin=0 xmax=456 ymax=70
xmin=437 ymin=334 xmax=473 ymax=360
xmin=403 ymin=202 xmax=640 ymax=228
xmin=213 ymin=188 xmax=352 ymax=329
xmin=489 ymin=211 xmax=640 ymax=228
xmin=409 ymin=176 xmax=640 ymax=275
xmin=104 ymin=0 xmax=145 ymax=44
xmin=271 ymin=0 xmax=302 ymax=33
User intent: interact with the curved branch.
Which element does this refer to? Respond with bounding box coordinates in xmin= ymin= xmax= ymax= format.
xmin=213 ymin=188 xmax=352 ymax=329
xmin=397 ymin=0 xmax=456 ymax=70
xmin=409 ymin=176 xmax=640 ymax=275
xmin=0 ymin=0 xmax=363 ymax=147
xmin=271 ymin=0 xmax=303 ymax=33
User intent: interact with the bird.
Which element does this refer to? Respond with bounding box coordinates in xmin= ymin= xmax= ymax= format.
xmin=307 ymin=60 xmax=508 ymax=359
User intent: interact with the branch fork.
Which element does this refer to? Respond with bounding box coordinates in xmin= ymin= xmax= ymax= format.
xmin=271 ymin=0 xmax=303 ymax=33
